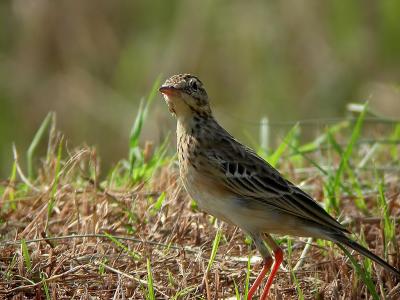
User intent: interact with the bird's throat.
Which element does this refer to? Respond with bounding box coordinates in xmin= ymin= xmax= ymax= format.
xmin=177 ymin=117 xmax=194 ymax=137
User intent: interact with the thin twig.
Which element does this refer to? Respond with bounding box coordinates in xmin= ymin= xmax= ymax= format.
xmin=293 ymin=237 xmax=313 ymax=271
xmin=0 ymin=233 xmax=201 ymax=254
xmin=4 ymin=265 xmax=86 ymax=294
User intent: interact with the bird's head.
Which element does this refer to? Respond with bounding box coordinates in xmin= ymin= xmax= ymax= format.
xmin=159 ymin=74 xmax=211 ymax=119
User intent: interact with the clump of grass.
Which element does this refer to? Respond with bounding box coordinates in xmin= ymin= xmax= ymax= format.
xmin=0 ymin=100 xmax=399 ymax=299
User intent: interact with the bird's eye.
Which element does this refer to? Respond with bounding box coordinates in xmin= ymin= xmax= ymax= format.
xmin=189 ymin=79 xmax=198 ymax=90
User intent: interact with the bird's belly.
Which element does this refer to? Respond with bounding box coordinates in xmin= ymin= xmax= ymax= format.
xmin=181 ymin=169 xmax=236 ymax=224
xmin=186 ymin=183 xmax=324 ymax=237
xmin=184 ymin=182 xmax=233 ymax=223
xmin=189 ymin=188 xmax=294 ymax=234
xmin=183 ymin=178 xmax=288 ymax=233
xmin=181 ymin=168 xmax=324 ymax=238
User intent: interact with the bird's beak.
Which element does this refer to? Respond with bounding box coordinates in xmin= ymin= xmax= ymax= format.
xmin=159 ymin=86 xmax=179 ymax=96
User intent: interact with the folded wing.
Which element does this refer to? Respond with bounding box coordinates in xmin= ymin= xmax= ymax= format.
xmin=199 ymin=131 xmax=348 ymax=233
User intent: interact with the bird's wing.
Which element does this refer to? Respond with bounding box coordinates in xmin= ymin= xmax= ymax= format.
xmin=199 ymin=132 xmax=347 ymax=233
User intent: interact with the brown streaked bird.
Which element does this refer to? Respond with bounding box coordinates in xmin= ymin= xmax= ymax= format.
xmin=159 ymin=74 xmax=400 ymax=299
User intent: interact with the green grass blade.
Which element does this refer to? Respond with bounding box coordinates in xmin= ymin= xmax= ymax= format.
xmin=347 ymin=167 xmax=367 ymax=212
xmin=288 ymin=141 xmax=330 ymax=176
xmin=268 ymin=123 xmax=299 ymax=167
xmin=27 ymin=112 xmax=54 ymax=179
xmin=232 ymin=278 xmax=241 ymax=300
xmin=130 ymin=75 xmax=161 ymax=149
xmin=131 ymin=133 xmax=171 ymax=183
xmin=326 ymin=129 xmax=344 ymax=155
xmin=5 ymin=253 xmax=18 ymax=280
xmin=292 ymin=270 xmax=304 ymax=300
xmin=146 ymin=258 xmax=155 ymax=300
xmin=327 ymin=121 xmax=367 ymax=212
xmin=167 ymin=269 xmax=175 ymax=287
xmin=150 ymin=192 xmax=166 ymax=216
xmin=47 ymin=137 xmax=63 ymax=218
xmin=244 ymin=253 xmax=251 ymax=299
xmin=46 ymin=113 xmax=57 ymax=165
xmin=104 ymin=232 xmax=141 ymax=260
xmin=171 ymin=286 xmax=197 ymax=300
xmin=377 ymin=176 xmax=396 ymax=258
xmin=4 ymin=159 xmax=17 ymax=211
xmin=287 ymin=239 xmax=304 ymax=299
xmin=129 ymin=75 xmax=162 ymax=176
xmin=21 ymin=239 xmax=32 ymax=272
xmin=40 ymin=272 xmax=51 ymax=300
xmin=129 ymin=98 xmax=146 ymax=152
xmin=98 ymin=258 xmax=107 ymax=275
xmin=298 ymin=121 xmax=349 ymax=154
xmin=284 ymin=130 xmax=354 ymax=216
xmin=206 ymin=227 xmax=222 ymax=273
xmin=332 ymin=103 xmax=367 ymax=202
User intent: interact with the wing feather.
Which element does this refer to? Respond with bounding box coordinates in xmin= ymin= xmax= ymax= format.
xmin=199 ymin=130 xmax=348 ymax=233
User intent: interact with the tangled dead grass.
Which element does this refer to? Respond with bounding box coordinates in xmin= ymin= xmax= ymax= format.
xmin=1 ymin=135 xmax=400 ymax=299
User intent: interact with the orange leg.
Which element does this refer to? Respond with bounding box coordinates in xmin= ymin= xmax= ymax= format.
xmin=260 ymin=248 xmax=283 ymax=300
xmin=247 ymin=256 xmax=273 ymax=300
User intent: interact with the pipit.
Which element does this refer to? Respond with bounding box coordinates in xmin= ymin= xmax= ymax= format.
xmin=159 ymin=74 xmax=400 ymax=299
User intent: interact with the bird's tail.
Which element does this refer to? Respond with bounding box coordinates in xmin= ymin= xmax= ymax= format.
xmin=331 ymin=233 xmax=400 ymax=278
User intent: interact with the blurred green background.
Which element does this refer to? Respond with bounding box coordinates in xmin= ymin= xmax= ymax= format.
xmin=1 ymin=1 xmax=399 ymax=177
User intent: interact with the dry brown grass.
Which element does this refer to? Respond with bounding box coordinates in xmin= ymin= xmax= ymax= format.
xmin=1 ymin=133 xmax=400 ymax=299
